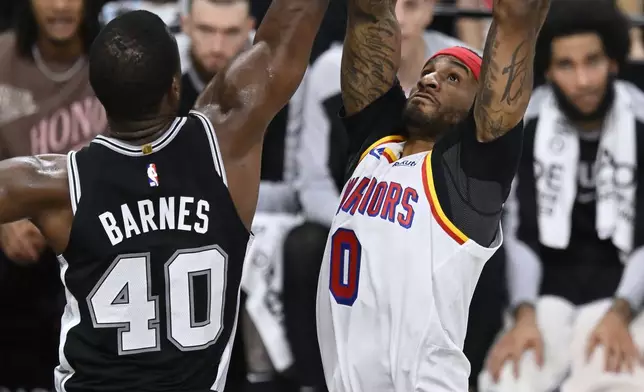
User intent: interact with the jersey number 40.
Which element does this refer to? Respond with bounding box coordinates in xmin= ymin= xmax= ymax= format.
xmin=87 ymin=245 xmax=227 ymax=355
xmin=329 ymin=228 xmax=362 ymax=306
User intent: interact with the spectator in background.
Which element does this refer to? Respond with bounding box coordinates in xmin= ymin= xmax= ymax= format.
xmin=0 ymin=0 xmax=102 ymax=390
xmin=178 ymin=0 xmax=254 ymax=114
xmin=479 ymin=1 xmax=644 ymax=391
xmin=455 ymin=0 xmax=489 ymax=50
xmin=277 ymin=0 xmax=470 ymax=389
xmin=100 ymin=0 xmax=191 ymax=71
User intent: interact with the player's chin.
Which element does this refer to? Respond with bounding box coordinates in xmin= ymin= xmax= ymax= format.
xmin=403 ymin=102 xmax=436 ymax=128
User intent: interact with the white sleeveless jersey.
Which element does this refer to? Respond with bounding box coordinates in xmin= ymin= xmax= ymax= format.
xmin=316 ymin=136 xmax=502 ymax=392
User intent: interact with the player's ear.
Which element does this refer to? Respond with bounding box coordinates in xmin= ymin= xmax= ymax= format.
xmin=167 ymin=74 xmax=181 ymax=111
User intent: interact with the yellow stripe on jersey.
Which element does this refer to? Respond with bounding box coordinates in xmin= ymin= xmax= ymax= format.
xmin=423 ymin=151 xmax=469 ymax=244
xmin=358 ymin=135 xmax=405 ymax=163
xmin=382 ymin=148 xmax=398 ymax=163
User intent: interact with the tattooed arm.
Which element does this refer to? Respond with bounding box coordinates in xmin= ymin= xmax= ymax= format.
xmin=473 ymin=0 xmax=550 ymax=142
xmin=341 ymin=0 xmax=401 ymax=116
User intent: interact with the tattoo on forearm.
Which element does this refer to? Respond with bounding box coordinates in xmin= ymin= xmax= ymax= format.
xmin=500 ymin=40 xmax=528 ymax=105
xmin=341 ymin=4 xmax=399 ymax=113
xmin=475 ymin=19 xmax=535 ymax=139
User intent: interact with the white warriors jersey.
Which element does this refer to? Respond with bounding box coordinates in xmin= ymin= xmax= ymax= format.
xmin=316 ymin=135 xmax=503 ymax=392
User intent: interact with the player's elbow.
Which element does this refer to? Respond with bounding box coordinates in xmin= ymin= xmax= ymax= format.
xmin=270 ymin=62 xmax=308 ymax=107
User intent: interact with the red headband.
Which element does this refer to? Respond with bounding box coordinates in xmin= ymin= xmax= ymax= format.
xmin=428 ymin=47 xmax=482 ymax=81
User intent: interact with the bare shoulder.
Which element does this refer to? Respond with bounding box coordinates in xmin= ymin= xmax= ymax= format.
xmin=2 ymin=154 xmax=69 ymax=194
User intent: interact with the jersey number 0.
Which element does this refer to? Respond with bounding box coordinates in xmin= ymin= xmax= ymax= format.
xmin=87 ymin=245 xmax=227 ymax=355
xmin=329 ymin=228 xmax=362 ymax=306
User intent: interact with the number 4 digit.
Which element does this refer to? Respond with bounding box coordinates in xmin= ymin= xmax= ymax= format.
xmin=329 ymin=228 xmax=362 ymax=306
xmin=87 ymin=253 xmax=160 ymax=355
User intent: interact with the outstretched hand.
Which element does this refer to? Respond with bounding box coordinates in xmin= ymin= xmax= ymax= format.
xmin=586 ymin=303 xmax=643 ymax=374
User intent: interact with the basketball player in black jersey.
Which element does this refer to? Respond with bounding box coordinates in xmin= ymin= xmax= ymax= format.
xmin=0 ymin=2 xmax=327 ymax=391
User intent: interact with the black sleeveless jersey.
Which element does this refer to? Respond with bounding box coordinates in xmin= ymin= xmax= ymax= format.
xmin=55 ymin=112 xmax=250 ymax=392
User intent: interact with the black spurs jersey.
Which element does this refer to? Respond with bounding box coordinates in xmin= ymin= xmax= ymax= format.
xmin=55 ymin=111 xmax=250 ymax=392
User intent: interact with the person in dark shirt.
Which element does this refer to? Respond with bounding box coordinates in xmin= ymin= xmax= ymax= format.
xmin=481 ymin=1 xmax=644 ymax=391
xmin=178 ymin=0 xmax=254 ymax=115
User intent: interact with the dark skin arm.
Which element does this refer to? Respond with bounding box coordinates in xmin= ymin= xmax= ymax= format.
xmin=0 ymin=155 xmax=73 ymax=254
xmin=341 ymin=0 xmax=401 ymax=116
xmin=194 ymin=0 xmax=329 ymax=229
xmin=473 ymin=0 xmax=550 ymax=142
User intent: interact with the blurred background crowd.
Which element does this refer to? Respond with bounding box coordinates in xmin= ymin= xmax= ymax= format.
xmin=1 ymin=1 xmax=644 ymax=392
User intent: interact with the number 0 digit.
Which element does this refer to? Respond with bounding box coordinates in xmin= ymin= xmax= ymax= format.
xmin=329 ymin=228 xmax=362 ymax=306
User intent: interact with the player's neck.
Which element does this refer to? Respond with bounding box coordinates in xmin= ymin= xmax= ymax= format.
xmin=401 ymin=137 xmax=435 ymax=157
xmin=107 ymin=116 xmax=177 ymax=145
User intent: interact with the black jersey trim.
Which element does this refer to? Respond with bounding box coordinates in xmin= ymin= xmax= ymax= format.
xmin=91 ymin=117 xmax=186 ymax=157
xmin=189 ymin=110 xmax=228 ymax=187
xmin=66 ymin=151 xmax=81 ymax=215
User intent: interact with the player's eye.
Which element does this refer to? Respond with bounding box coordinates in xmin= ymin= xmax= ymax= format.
xmin=447 ymin=74 xmax=460 ymax=83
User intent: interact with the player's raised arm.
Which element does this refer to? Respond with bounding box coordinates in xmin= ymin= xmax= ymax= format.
xmin=194 ymin=0 xmax=329 ymax=153
xmin=341 ymin=0 xmax=401 ymax=116
xmin=473 ymin=0 xmax=550 ymax=142
xmin=193 ymin=0 xmax=328 ymax=228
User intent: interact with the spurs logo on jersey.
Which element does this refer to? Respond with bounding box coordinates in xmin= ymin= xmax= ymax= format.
xmin=316 ymin=135 xmax=502 ymax=392
xmin=56 ymin=112 xmax=250 ymax=392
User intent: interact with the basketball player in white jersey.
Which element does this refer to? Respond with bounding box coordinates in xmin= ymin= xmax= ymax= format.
xmin=315 ymin=0 xmax=550 ymax=390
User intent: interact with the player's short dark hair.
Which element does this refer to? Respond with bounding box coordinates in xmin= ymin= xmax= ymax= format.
xmin=535 ymin=0 xmax=631 ymax=77
xmin=14 ymin=0 xmax=101 ymax=58
xmin=89 ymin=10 xmax=180 ymax=121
